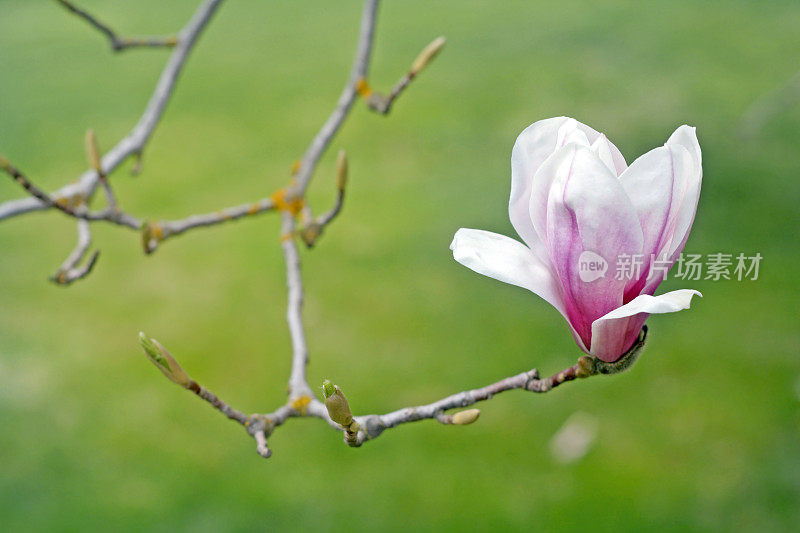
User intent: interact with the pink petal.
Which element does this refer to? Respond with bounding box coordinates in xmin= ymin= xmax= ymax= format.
xmin=618 ymin=125 xmax=702 ymax=297
xmin=542 ymin=144 xmax=644 ymax=350
xmin=590 ymin=289 xmax=702 ymax=362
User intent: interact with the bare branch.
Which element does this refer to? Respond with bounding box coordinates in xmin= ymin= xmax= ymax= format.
xmin=9 ymin=0 xmax=623 ymax=462
xmin=361 ymin=36 xmax=446 ymax=115
xmin=0 ymin=155 xmax=141 ymax=229
xmin=141 ymin=197 xmax=275 ymax=254
xmin=348 ymin=328 xmax=648 ymax=446
xmin=56 ymin=0 xmax=178 ymax=52
xmin=281 ymin=213 xmax=312 ymax=399
xmin=0 ymin=0 xmax=225 ymax=222
xmin=298 ymin=150 xmax=348 ymax=248
xmin=138 ymin=332 xmax=340 ymax=458
xmin=185 ymin=380 xmax=249 ymax=426
xmin=288 ymin=0 xmax=379 ymax=199
xmin=1 ymin=156 xmax=83 ymax=218
xmin=253 ymin=429 xmax=271 ymax=458
xmin=51 ymin=220 xmax=100 ymax=285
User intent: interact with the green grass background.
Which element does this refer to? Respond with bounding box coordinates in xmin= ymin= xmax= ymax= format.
xmin=1 ymin=0 xmax=799 ymax=530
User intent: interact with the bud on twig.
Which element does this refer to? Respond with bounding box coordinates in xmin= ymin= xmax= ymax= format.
xmin=575 ymin=356 xmax=596 ymax=378
xmin=85 ymin=129 xmax=102 ymax=173
xmin=299 ymin=222 xmax=322 ymax=248
xmin=0 ymin=155 xmax=9 ymax=171
xmin=336 ymin=150 xmax=348 ymax=192
xmin=139 ymin=332 xmax=191 ymax=387
xmin=411 ymin=36 xmax=446 ymax=75
xmin=452 ymin=409 xmax=480 ymax=425
xmin=322 ymin=379 xmax=354 ymax=427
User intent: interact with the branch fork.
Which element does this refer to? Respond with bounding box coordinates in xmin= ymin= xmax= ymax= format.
xmin=7 ymin=0 xmax=649 ymax=461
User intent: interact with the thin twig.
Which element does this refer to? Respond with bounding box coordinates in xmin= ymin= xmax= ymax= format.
xmin=288 ymin=0 xmax=379 ymax=200
xmin=0 ymin=156 xmax=141 ymax=228
xmin=349 ymin=328 xmax=648 ymax=445
xmin=186 ymin=379 xmax=249 ymax=425
xmin=11 ymin=0 xmax=617 ymax=462
xmin=0 ymin=0 xmax=225 ymax=222
xmin=1 ymin=157 xmax=80 ymax=216
xmin=351 ymin=367 xmax=556 ymax=445
xmin=142 ymin=331 xmax=340 ymax=457
xmin=51 ymin=219 xmax=100 ymax=285
xmin=141 ymin=197 xmax=275 ymax=254
xmin=298 ymin=150 xmax=347 ymax=248
xmin=360 ymin=36 xmax=446 ymax=115
xmin=56 ymin=0 xmax=178 ymax=52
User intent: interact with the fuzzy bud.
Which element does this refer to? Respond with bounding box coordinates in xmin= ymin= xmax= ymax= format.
xmin=300 ymin=222 xmax=322 ymax=248
xmin=139 ymin=332 xmax=190 ymax=387
xmin=452 ymin=409 xmax=480 ymax=425
xmin=411 ymin=36 xmax=446 ymax=75
xmin=85 ymin=129 xmax=102 ymax=173
xmin=322 ymin=379 xmax=354 ymax=427
xmin=336 ymin=150 xmax=348 ymax=192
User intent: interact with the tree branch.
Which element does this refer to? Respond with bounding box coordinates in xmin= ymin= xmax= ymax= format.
xmin=51 ymin=219 xmax=100 ymax=285
xmin=281 ymin=213 xmax=312 ymax=399
xmin=297 ymin=150 xmax=348 ymax=248
xmin=0 ymin=156 xmax=141 ymax=229
xmin=288 ymin=0 xmax=379 ymax=199
xmin=141 ymin=197 xmax=275 ymax=254
xmin=122 ymin=0 xmax=633 ymax=459
xmin=56 ymin=0 xmax=178 ymax=52
xmin=359 ymin=36 xmax=446 ymax=115
xmin=0 ymin=0 xmax=224 ymax=222
xmin=4 ymin=0 xmax=626 ymax=461
xmin=344 ymin=328 xmax=648 ymax=446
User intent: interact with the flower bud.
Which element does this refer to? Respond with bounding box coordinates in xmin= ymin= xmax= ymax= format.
xmin=450 ymin=118 xmax=702 ymax=363
xmin=322 ymin=379 xmax=336 ymax=399
xmin=336 ymin=150 xmax=348 ymax=192
xmin=411 ymin=36 xmax=446 ymax=75
xmin=139 ymin=332 xmax=190 ymax=387
xmin=452 ymin=409 xmax=480 ymax=425
xmin=300 ymin=222 xmax=322 ymax=248
xmin=322 ymin=379 xmax=354 ymax=427
xmin=85 ymin=129 xmax=102 ymax=173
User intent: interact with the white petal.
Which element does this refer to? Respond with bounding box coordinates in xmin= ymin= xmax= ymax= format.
xmin=590 ymin=289 xmax=702 ymax=360
xmin=450 ymin=228 xmax=566 ymax=316
xmin=510 ymin=117 xmax=573 ymax=253
xmin=618 ymin=125 xmax=702 ymax=295
xmin=509 ymin=117 xmax=628 ymax=255
xmin=664 ymin=126 xmax=702 ymax=260
xmin=667 ymin=125 xmax=701 ymax=175
xmin=590 ymin=134 xmax=618 ymax=176
xmin=556 ymin=118 xmax=591 ymax=148
xmin=617 ymin=143 xmax=692 ymax=294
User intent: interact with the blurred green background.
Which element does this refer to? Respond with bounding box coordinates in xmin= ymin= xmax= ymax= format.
xmin=1 ymin=0 xmax=799 ymax=530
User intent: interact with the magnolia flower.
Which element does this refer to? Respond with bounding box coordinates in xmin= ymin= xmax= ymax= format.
xmin=451 ymin=117 xmax=702 ymax=362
